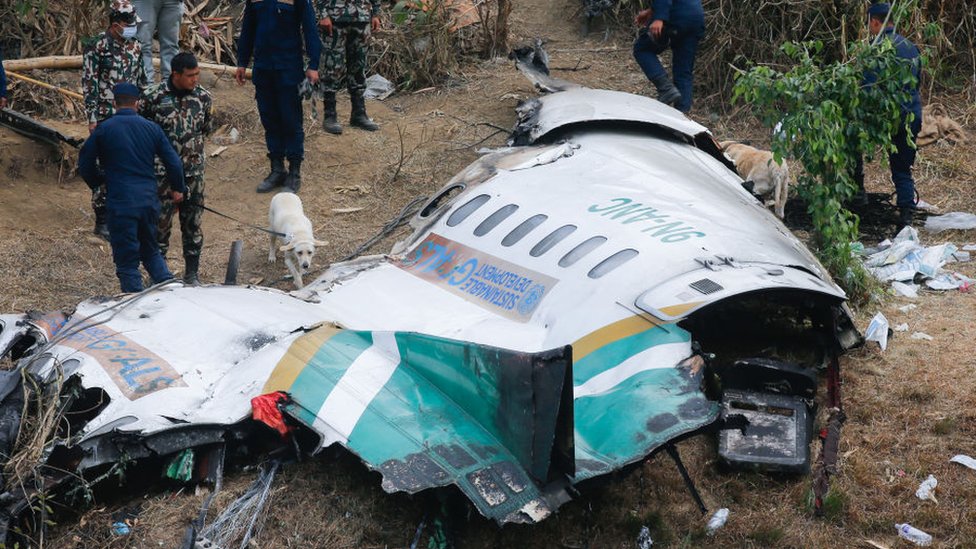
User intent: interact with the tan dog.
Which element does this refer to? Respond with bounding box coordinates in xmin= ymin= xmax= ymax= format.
xmin=268 ymin=192 xmax=328 ymax=289
xmin=720 ymin=141 xmax=790 ymax=219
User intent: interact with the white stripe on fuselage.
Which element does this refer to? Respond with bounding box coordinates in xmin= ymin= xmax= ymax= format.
xmin=311 ymin=332 xmax=401 ymax=446
xmin=573 ymin=342 xmax=689 ymax=399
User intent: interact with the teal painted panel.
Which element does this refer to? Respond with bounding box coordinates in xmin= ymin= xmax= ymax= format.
xmin=573 ymin=366 xmax=718 ymax=480
xmin=286 ymin=330 xmax=373 ymax=426
xmin=572 ymin=325 xmax=690 ymax=385
xmin=346 ymin=344 xmax=549 ymax=522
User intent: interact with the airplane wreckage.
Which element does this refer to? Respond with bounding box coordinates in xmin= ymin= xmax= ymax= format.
xmin=0 ymin=57 xmax=861 ymax=542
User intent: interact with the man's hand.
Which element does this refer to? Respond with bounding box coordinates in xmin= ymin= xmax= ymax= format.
xmin=319 ymin=17 xmax=333 ymax=35
xmin=371 ymin=16 xmax=381 ymax=33
xmin=171 ymin=191 xmax=184 ymax=204
xmin=0 ymin=97 xmax=7 ymax=109
xmin=88 ymin=122 xmax=98 ymax=134
xmin=650 ymin=19 xmax=664 ymax=41
xmin=635 ymin=8 xmax=653 ymax=27
xmin=306 ymin=69 xmax=319 ymax=85
xmin=235 ymin=67 xmax=247 ymax=86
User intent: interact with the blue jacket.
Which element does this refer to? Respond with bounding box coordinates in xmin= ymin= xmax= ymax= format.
xmin=880 ymin=28 xmax=922 ymax=115
xmin=864 ymin=29 xmax=922 ymax=116
xmin=651 ymin=0 xmax=704 ymax=26
xmin=238 ymin=0 xmax=322 ymax=72
xmin=0 ymin=50 xmax=7 ymax=100
xmin=78 ymin=109 xmax=186 ymax=210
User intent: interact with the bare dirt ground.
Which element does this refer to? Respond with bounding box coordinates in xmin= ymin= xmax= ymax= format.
xmin=2 ymin=0 xmax=976 ymax=547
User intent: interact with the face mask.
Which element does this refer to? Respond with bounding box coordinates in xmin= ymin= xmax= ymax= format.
xmin=122 ymin=24 xmax=138 ymax=39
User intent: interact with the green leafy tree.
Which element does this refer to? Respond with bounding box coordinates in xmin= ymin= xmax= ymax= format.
xmin=733 ymin=5 xmax=922 ymax=302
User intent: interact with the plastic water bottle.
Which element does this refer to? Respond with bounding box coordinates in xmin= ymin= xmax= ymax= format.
xmin=706 ymin=508 xmax=729 ymax=535
xmin=895 ymin=523 xmax=933 ymax=546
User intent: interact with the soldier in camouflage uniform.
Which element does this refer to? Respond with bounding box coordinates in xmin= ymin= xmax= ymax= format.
xmin=141 ymin=52 xmax=214 ymax=285
xmin=316 ymin=0 xmax=381 ymax=134
xmin=82 ymin=0 xmax=149 ymax=240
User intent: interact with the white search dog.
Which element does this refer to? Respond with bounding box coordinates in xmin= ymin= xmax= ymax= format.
xmin=268 ymin=192 xmax=327 ymax=289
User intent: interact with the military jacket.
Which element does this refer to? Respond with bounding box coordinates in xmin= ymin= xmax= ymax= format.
xmin=316 ymin=0 xmax=381 ymax=23
xmin=141 ymin=80 xmax=215 ymax=177
xmin=82 ymin=32 xmax=149 ymax=124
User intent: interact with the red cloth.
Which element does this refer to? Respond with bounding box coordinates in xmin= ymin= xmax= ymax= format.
xmin=251 ymin=391 xmax=292 ymax=438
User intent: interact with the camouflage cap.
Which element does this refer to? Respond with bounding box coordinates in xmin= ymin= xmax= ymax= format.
xmin=110 ymin=0 xmax=143 ymax=23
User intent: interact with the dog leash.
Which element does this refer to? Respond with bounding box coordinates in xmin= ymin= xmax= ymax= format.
xmin=198 ymin=204 xmax=289 ymax=238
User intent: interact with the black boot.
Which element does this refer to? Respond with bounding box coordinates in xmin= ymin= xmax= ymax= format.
xmin=349 ymin=92 xmax=379 ymax=131
xmin=257 ymin=155 xmax=286 ymax=193
xmin=896 ymin=206 xmax=915 ymax=232
xmin=284 ymin=158 xmax=302 ymax=193
xmin=93 ymin=205 xmax=110 ymax=241
xmin=323 ymin=92 xmax=342 ymax=135
xmin=650 ymin=74 xmax=682 ymax=108
xmin=183 ymin=255 xmax=200 ymax=286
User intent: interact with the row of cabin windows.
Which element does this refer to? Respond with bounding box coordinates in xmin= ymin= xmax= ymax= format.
xmin=445 ymin=194 xmax=638 ymax=279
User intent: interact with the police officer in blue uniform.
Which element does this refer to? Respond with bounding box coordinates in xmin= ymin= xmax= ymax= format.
xmin=632 ymin=0 xmax=704 ymax=113
xmin=236 ymin=0 xmax=322 ymax=194
xmin=78 ymin=83 xmax=187 ymax=293
xmin=854 ymin=2 xmax=923 ymax=230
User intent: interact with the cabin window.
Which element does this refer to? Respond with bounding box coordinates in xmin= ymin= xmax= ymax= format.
xmin=588 ymin=249 xmax=639 ymax=278
xmin=530 ymin=225 xmax=578 ymax=257
xmin=446 ymin=194 xmax=491 ymax=227
xmin=474 ymin=204 xmax=519 ymax=236
xmin=559 ymin=236 xmax=608 ymax=267
xmin=501 ymin=214 xmax=548 ymax=246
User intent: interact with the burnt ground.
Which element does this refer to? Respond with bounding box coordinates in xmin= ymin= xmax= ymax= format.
xmin=2 ymin=0 xmax=976 ymax=546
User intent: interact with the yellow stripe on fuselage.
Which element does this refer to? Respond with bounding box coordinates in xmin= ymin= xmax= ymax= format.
xmin=657 ymin=301 xmax=704 ymax=318
xmin=262 ymin=323 xmax=342 ymax=393
xmin=573 ymin=314 xmax=661 ymax=362
xmin=571 ymin=302 xmax=703 ymax=362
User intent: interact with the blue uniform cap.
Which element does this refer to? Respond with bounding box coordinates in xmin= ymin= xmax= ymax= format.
xmin=867 ymin=2 xmax=891 ymax=17
xmin=112 ymin=82 xmax=140 ymax=99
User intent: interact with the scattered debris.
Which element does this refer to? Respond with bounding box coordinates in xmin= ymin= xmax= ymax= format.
xmin=891 ymin=281 xmax=918 ymax=298
xmin=332 ymin=207 xmax=365 ymax=214
xmin=199 ymin=461 xmax=279 ymax=549
xmin=860 ymin=227 xmax=974 ymax=292
xmin=637 ymin=525 xmax=653 ymax=549
xmin=915 ymin=474 xmax=938 ymax=503
xmin=211 ymin=125 xmax=240 ymax=145
xmin=893 ymin=323 xmax=909 ymax=332
xmin=895 ymin=523 xmax=933 ymax=546
xmin=165 ymin=449 xmax=196 ymax=482
xmin=910 ymin=332 xmax=934 ymax=341
xmin=110 ymin=506 xmax=141 ymax=537
xmin=209 ymin=145 xmax=229 ymax=157
xmin=0 ymin=108 xmax=84 ymax=148
xmin=364 ymin=74 xmax=395 ymax=100
xmin=924 ymin=212 xmax=976 ymax=233
xmin=950 ymin=455 xmax=976 ymax=471
xmin=864 ymin=313 xmax=890 ymax=351
xmin=706 ymin=507 xmax=729 ymax=535
xmin=899 ymin=304 xmax=918 ymax=313
xmin=334 ymin=184 xmax=371 ymax=194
